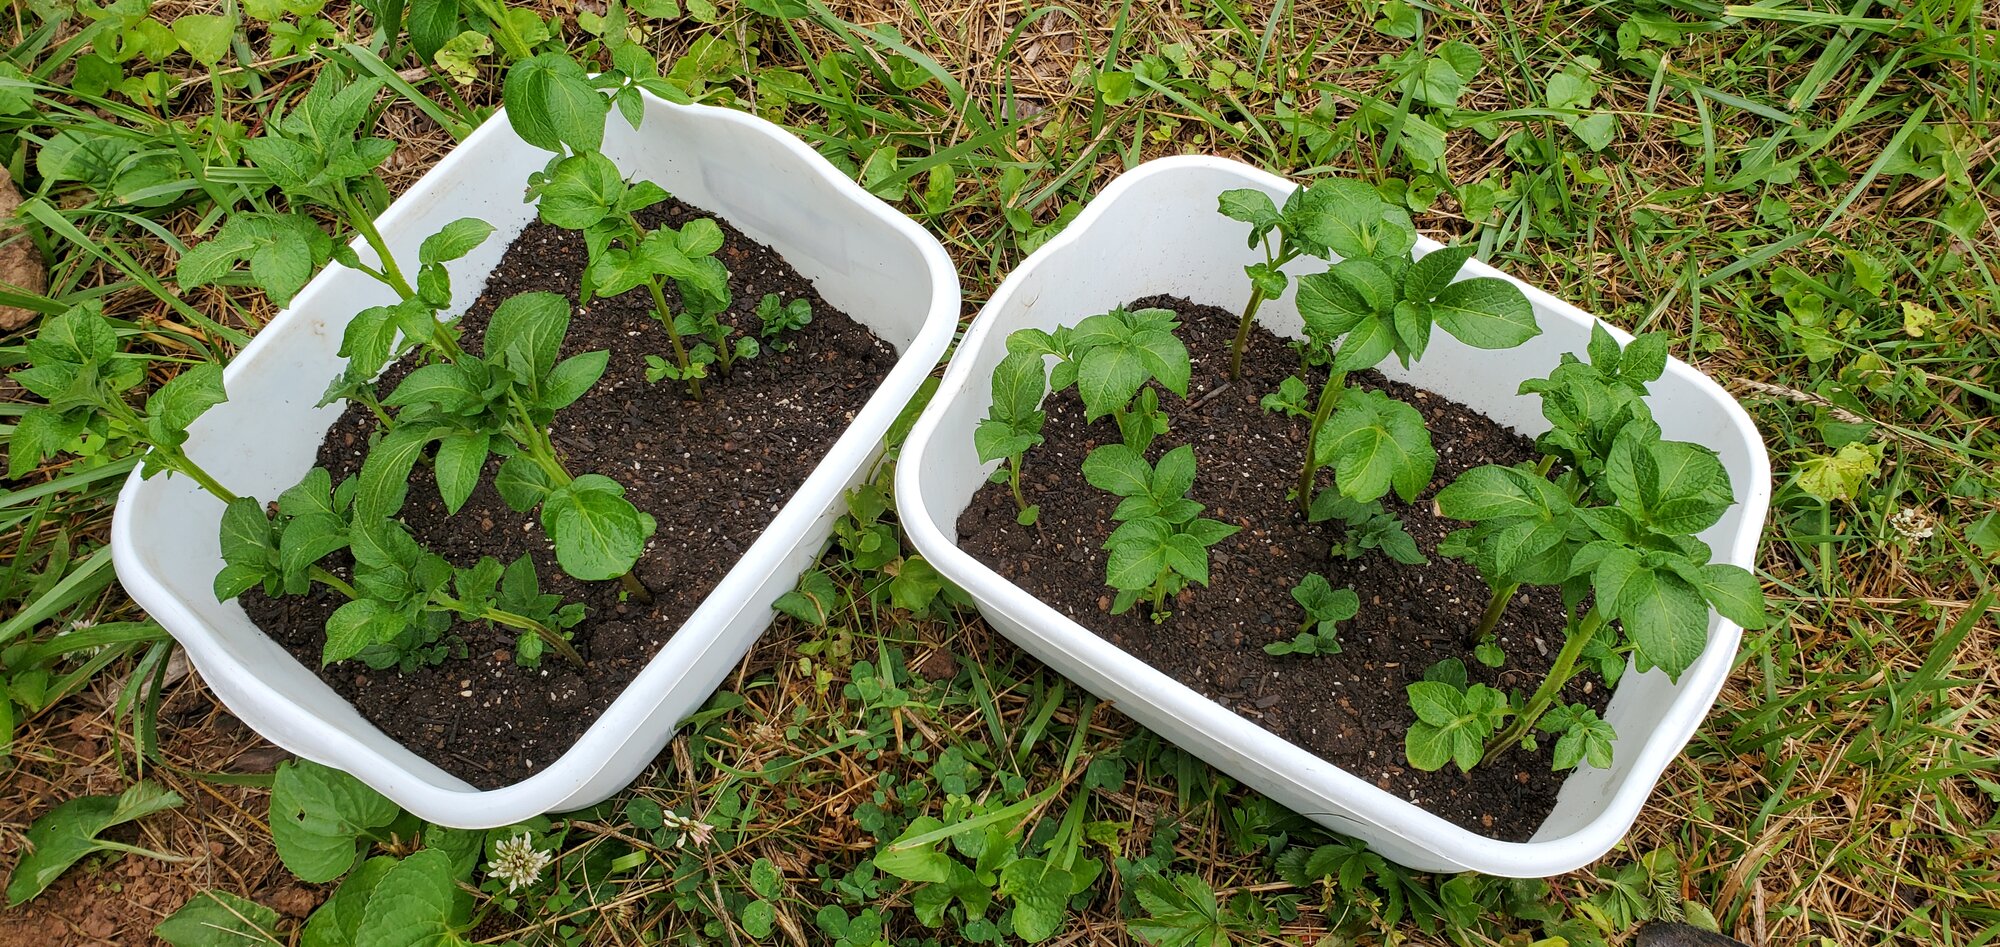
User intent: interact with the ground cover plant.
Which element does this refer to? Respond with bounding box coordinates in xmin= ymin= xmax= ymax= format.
xmin=2 ymin=0 xmax=1997 ymax=944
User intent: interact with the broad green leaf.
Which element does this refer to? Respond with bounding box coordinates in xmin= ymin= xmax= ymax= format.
xmin=1404 ymin=723 xmax=1454 ymax=772
xmin=540 ymin=475 xmax=655 ymax=580
xmin=1217 ymin=188 xmax=1280 ymax=237
xmin=1294 ymin=271 xmax=1373 ymax=341
xmin=1327 ymin=258 xmax=1395 ymax=312
xmin=354 ymin=849 xmax=472 ymax=947
xmin=1404 ymin=244 xmax=1475 ymax=302
xmin=494 ymin=455 xmax=554 ymax=512
xmin=1105 ymin=519 xmax=1172 ymax=590
xmin=873 ymin=817 xmax=953 ymax=883
xmin=6 ymin=781 xmax=184 ymax=905
xmin=1081 ymin=444 xmax=1151 ymax=498
xmin=356 ymin=423 xmax=442 ymax=518
xmin=1428 ymin=277 xmax=1540 ymax=349
xmin=975 ymin=421 xmax=1038 ymax=465
xmin=1436 ymin=465 xmax=1541 ymax=521
xmin=279 ymin=512 xmax=349 ymax=580
xmin=1698 ymin=563 xmax=1766 ymax=629
xmin=1619 ymin=567 xmax=1710 ymax=678
xmin=1621 ymin=332 xmax=1668 ymax=382
xmin=1150 ymin=445 xmax=1197 ymax=502
xmin=147 ymin=363 xmax=228 ymax=433
xmin=382 ymin=362 xmax=469 ymax=409
xmin=302 ymin=856 xmax=397 ymax=947
xmin=989 ymin=350 xmax=1047 ymax=423
xmin=156 ymin=890 xmax=283 ymax=946
xmin=1075 ymin=343 xmax=1149 ymax=419
xmin=484 ymin=291 xmax=570 ymax=380
xmin=503 ymin=53 xmax=608 ymax=154
xmin=533 ymin=152 xmax=624 ymax=229
xmin=172 ymin=14 xmax=235 ymax=67
xmin=433 ymin=432 xmax=490 ymax=515
xmin=269 ymin=760 xmax=400 ymax=883
xmin=419 ymin=218 xmax=494 ymax=265
xmin=1315 ymin=390 xmax=1436 ymax=503
xmin=1794 ymin=441 xmax=1882 ymax=503
xmin=544 ymin=350 xmax=609 ymax=409
xmin=217 ymin=497 xmax=274 ymax=565
xmin=997 ymin=858 xmax=1072 ymax=942
xmin=1329 ymin=315 xmax=1395 ymax=372
xmin=1405 ymin=681 xmax=1460 ymax=728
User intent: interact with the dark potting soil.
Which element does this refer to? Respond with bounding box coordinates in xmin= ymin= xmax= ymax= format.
xmin=955 ymin=296 xmax=1610 ymax=840
xmin=241 ymin=197 xmax=896 ymax=788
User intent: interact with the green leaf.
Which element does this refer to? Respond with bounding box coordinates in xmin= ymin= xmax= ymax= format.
xmin=484 ymin=291 xmax=570 ymax=381
xmin=302 ymin=856 xmax=398 ymax=947
xmin=147 ymin=363 xmax=228 ymax=434
xmin=541 ymin=475 xmax=655 ymax=580
xmin=873 ymin=817 xmax=953 ymax=883
xmin=6 ymin=782 xmax=184 ymax=905
xmin=433 ymin=432 xmax=490 ymax=515
xmin=269 ymin=760 xmax=400 ymax=884
xmin=1292 ymin=573 xmax=1358 ymax=622
xmin=494 ymin=455 xmax=555 ymax=512
xmin=1697 ymin=563 xmax=1766 ymax=629
xmin=1104 ymin=519 xmax=1172 ymax=590
xmin=217 ymin=496 xmax=274 ymax=566
xmin=1296 ymin=271 xmax=1374 ymax=342
xmin=533 ymin=152 xmax=624 ymax=230
xmin=997 ymin=858 xmax=1072 ymax=942
xmin=1618 ymin=567 xmax=1710 ymax=678
xmin=354 ymin=849 xmax=471 ymax=947
xmin=1315 ymin=390 xmax=1436 ymax=503
xmin=1329 ymin=315 xmax=1395 ymax=372
xmin=156 ymin=890 xmax=283 ymax=946
xmin=1075 ymin=343 xmax=1150 ymax=419
xmin=503 ymin=53 xmax=608 ymax=154
xmin=1428 ymin=277 xmax=1540 ymax=349
xmin=1404 ymin=722 xmax=1454 ymax=772
xmin=889 ymin=555 xmax=945 ymax=611
xmin=989 ymin=350 xmax=1047 ymax=425
xmin=1403 ymin=244 xmax=1475 ymax=302
xmin=1081 ymin=444 xmax=1152 ymax=498
xmin=172 ymin=14 xmax=235 ymax=67
xmin=356 ymin=424 xmax=442 ymax=519
xmin=1405 ymin=681 xmax=1460 ymax=728
xmin=419 ymin=218 xmax=495 ymax=265
xmin=279 ymin=512 xmax=349 ymax=581
xmin=1794 ymin=441 xmax=1882 ymax=504
xmin=1621 ymin=332 xmax=1668 ymax=382
xmin=1436 ymin=465 xmax=1544 ymax=521
xmin=1217 ymin=188 xmax=1281 ymax=240
xmin=544 ymin=350 xmax=609 ymax=410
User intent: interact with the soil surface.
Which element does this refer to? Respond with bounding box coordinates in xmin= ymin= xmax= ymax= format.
xmin=242 ymin=197 xmax=895 ymax=789
xmin=956 ymin=296 xmax=1610 ymax=840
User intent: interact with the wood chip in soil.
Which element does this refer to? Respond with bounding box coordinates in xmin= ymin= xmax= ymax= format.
xmin=955 ymin=295 xmax=1611 ymax=840
xmin=242 ymin=197 xmax=896 ymax=789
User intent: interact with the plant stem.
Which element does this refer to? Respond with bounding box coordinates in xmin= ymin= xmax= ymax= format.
xmin=168 ymin=453 xmax=242 ymax=505
xmin=479 ymin=605 xmax=587 ymax=667
xmin=1227 ymin=284 xmax=1268 ymax=382
xmin=514 ymin=407 xmax=653 ymax=603
xmin=309 ymin=566 xmax=359 ymax=600
xmin=642 ymin=275 xmax=702 ymax=400
xmin=1473 ymin=582 xmax=1520 ymax=645
xmin=465 ymin=0 xmax=534 ymax=60
xmin=1227 ymin=241 xmax=1295 ymax=380
xmin=1294 ymin=369 xmax=1347 ymax=515
xmin=338 ymin=193 xmax=417 ymax=301
xmin=1489 ymin=606 xmax=1607 ymax=753
xmin=617 ymin=571 xmax=652 ymax=603
xmin=1008 ymin=455 xmax=1028 ymax=512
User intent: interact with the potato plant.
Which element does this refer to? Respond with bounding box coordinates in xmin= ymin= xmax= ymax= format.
xmin=1424 ymin=327 xmax=1768 ymax=772
xmin=973 ymin=176 xmax=1761 ymax=779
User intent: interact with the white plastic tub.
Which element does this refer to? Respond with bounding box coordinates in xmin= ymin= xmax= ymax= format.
xmin=111 ymin=94 xmax=959 ymax=828
xmin=895 ymin=156 xmax=1769 ymax=877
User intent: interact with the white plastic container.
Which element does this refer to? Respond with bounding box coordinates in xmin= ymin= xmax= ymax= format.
xmin=895 ymin=156 xmax=1769 ymax=878
xmin=111 ymin=95 xmax=959 ymax=828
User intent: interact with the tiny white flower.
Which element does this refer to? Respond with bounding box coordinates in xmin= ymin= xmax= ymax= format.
xmin=485 ymin=832 xmax=553 ymax=893
xmin=661 ymin=810 xmax=714 ymax=850
xmin=1890 ymin=506 xmax=1935 ymax=543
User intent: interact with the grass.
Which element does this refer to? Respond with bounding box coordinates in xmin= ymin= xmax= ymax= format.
xmin=1 ymin=0 xmax=1997 ymax=944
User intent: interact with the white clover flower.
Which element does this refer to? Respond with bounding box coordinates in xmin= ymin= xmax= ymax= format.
xmin=662 ymin=810 xmax=714 ymax=850
xmin=485 ymin=832 xmax=553 ymax=893
xmin=1890 ymin=506 xmax=1935 ymax=543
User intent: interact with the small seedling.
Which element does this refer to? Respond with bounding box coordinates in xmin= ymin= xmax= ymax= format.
xmin=1539 ymin=703 xmax=1616 ymax=771
xmin=976 ymin=349 xmax=1048 ymax=524
xmin=1084 ymin=444 xmax=1239 ymax=620
xmin=1404 ymin=659 xmax=1511 ymax=772
xmin=1265 ymin=574 xmax=1358 ymax=656
xmin=756 ymin=294 xmax=812 ymax=349
xmin=1309 ymin=492 xmax=1426 ymax=564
